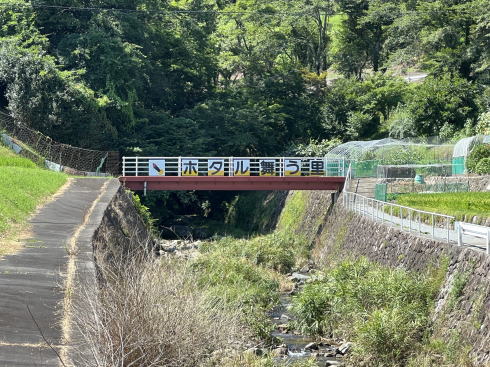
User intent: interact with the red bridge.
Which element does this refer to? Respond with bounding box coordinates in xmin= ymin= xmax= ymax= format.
xmin=119 ymin=156 xmax=347 ymax=192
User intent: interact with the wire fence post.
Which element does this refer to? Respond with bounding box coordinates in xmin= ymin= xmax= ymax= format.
xmin=409 ymin=210 xmax=412 ymax=232
xmin=446 ymin=217 xmax=450 ymax=243
xmin=418 ymin=213 xmax=421 ymax=235
xmin=431 ymin=214 xmax=435 ymax=239
xmin=486 ymin=228 xmax=489 ymax=255
xmin=400 ymin=206 xmax=403 ymax=231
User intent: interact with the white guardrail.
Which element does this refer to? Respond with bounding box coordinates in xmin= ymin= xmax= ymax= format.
xmin=343 ymin=191 xmax=455 ymax=243
xmin=457 ymin=222 xmax=490 ymax=255
xmin=343 ymin=190 xmax=490 ymax=254
xmin=122 ymin=156 xmax=346 ymax=177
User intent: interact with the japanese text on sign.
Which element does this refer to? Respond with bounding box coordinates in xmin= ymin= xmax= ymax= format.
xmin=208 ymin=159 xmax=225 ymax=176
xmin=233 ymin=159 xmax=250 ymax=176
xmin=182 ymin=159 xmax=199 ymax=176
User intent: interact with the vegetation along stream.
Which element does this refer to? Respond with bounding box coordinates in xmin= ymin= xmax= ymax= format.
xmin=83 ymin=189 xmax=471 ymax=367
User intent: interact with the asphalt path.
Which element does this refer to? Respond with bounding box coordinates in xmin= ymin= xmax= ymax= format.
xmin=0 ymin=178 xmax=119 ymax=366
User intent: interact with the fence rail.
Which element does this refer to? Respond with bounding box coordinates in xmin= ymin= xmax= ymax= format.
xmin=457 ymin=222 xmax=490 ymax=254
xmin=343 ymin=191 xmax=455 ymax=243
xmin=343 ymin=191 xmax=489 ymax=253
xmin=122 ymin=156 xmax=346 ymax=178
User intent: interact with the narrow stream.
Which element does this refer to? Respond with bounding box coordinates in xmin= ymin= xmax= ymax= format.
xmin=159 ymin=240 xmax=347 ymax=365
xmin=269 ymin=283 xmax=345 ymax=366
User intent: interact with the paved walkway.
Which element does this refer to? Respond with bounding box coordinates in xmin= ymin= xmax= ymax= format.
xmin=0 ymin=178 xmax=120 ymax=366
xmin=347 ymin=199 xmax=488 ymax=252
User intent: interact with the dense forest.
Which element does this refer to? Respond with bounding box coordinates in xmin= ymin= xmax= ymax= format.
xmin=1 ymin=0 xmax=489 ymax=224
xmin=0 ymin=0 xmax=489 ymax=157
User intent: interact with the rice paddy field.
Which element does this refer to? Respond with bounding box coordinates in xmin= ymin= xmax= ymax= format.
xmin=394 ymin=192 xmax=490 ymax=220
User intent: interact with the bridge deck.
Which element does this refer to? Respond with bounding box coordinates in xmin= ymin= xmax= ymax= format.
xmin=120 ymin=176 xmax=346 ymax=191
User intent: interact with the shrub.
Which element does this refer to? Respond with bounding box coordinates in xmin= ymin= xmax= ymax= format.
xmin=201 ymin=232 xmax=308 ymax=274
xmin=74 ymin=258 xmax=250 ymax=367
xmin=353 ymin=305 xmax=428 ymax=366
xmin=475 ymin=157 xmax=490 ymax=174
xmin=467 ymin=143 xmax=490 ymax=173
xmin=128 ymin=191 xmax=157 ymax=233
xmin=291 ymin=258 xmax=441 ymax=366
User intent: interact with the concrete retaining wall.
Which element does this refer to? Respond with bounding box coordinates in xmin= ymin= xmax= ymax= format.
xmin=284 ymin=190 xmax=490 ymax=365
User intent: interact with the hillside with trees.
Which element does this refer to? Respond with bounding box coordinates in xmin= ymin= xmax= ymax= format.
xmin=0 ymin=0 xmax=489 ymax=157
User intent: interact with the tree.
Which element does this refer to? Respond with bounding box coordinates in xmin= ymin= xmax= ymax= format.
xmin=388 ymin=75 xmax=480 ymax=138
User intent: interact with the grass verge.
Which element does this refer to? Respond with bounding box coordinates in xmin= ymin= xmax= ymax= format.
xmin=0 ymin=145 xmax=67 ymax=256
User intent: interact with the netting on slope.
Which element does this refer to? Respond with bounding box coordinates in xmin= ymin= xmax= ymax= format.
xmin=0 ymin=110 xmax=119 ymax=175
xmin=326 ymin=138 xmax=454 ymax=165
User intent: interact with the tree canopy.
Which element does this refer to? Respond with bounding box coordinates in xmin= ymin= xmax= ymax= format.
xmin=0 ymin=0 xmax=489 ymax=157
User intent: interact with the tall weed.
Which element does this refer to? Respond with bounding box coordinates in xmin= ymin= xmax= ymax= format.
xmin=291 ymin=258 xmax=442 ymax=366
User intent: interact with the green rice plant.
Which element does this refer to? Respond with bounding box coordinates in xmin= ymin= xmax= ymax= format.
xmin=394 ymin=192 xmax=490 ymax=220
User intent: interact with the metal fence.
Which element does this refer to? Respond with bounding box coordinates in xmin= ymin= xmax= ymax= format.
xmin=122 ymin=156 xmax=346 ymax=177
xmin=377 ymin=163 xmax=454 ymax=180
xmin=0 ymin=110 xmax=119 ymax=175
xmin=457 ymin=222 xmax=490 ymax=255
xmin=343 ymin=191 xmax=455 ymax=243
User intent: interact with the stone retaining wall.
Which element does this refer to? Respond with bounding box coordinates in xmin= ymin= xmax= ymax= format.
xmin=92 ymin=187 xmax=156 ymax=272
xmin=285 ymin=190 xmax=490 ymax=365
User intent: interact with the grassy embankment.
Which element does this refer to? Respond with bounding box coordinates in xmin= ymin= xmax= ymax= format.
xmin=86 ymin=187 xmax=477 ymax=366
xmin=79 ymin=190 xmax=317 ymax=366
xmin=192 ymin=191 xmax=311 ymax=345
xmin=393 ymin=192 xmax=490 ymax=220
xmin=0 ymin=145 xmax=67 ymax=256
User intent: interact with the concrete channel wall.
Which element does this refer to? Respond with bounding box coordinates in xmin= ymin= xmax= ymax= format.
xmin=283 ymin=190 xmax=490 ymax=365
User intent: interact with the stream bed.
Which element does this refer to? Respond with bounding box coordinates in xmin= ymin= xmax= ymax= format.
xmin=268 ymin=279 xmax=346 ymax=366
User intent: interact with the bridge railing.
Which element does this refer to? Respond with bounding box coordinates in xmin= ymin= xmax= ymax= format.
xmin=343 ymin=191 xmax=455 ymax=243
xmin=122 ymin=156 xmax=346 ymax=177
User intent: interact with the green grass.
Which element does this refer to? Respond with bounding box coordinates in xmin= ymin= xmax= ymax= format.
xmin=394 ymin=192 xmax=490 ymax=219
xmin=193 ymin=232 xmax=309 ymax=341
xmin=276 ymin=191 xmax=308 ymax=234
xmin=0 ymin=146 xmax=37 ymax=168
xmin=0 ymin=145 xmax=67 ymax=250
xmin=290 ymin=258 xmax=446 ymax=366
